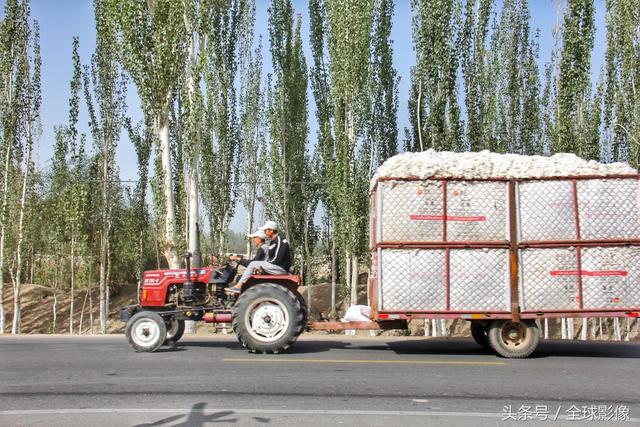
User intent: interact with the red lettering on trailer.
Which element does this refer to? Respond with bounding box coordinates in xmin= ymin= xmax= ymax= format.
xmin=409 ymin=214 xmax=487 ymax=222
xmin=550 ymin=270 xmax=581 ymax=276
xmin=550 ymin=270 xmax=628 ymax=277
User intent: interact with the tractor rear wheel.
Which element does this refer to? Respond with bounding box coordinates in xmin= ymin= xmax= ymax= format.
xmin=232 ymin=283 xmax=305 ymax=354
xmin=125 ymin=311 xmax=166 ymax=353
xmin=164 ymin=317 xmax=185 ymax=346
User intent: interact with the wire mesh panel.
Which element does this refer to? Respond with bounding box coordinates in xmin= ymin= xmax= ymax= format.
xmin=520 ymin=247 xmax=580 ymax=311
xmin=380 ymin=249 xmax=446 ymax=311
xmin=379 ymin=180 xmax=444 ymax=243
xmin=581 ymin=246 xmax=640 ymax=309
xmin=577 ymin=179 xmax=640 ymax=240
xmin=518 ymin=180 xmax=577 ymax=241
xmin=449 ymin=249 xmax=510 ymax=311
xmin=446 ymin=181 xmax=509 ymax=241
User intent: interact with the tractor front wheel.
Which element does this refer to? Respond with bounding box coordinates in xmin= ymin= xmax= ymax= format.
xmin=232 ymin=283 xmax=305 ymax=354
xmin=125 ymin=311 xmax=167 ymax=353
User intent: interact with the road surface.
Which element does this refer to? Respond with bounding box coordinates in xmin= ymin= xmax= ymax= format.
xmin=0 ymin=334 xmax=639 ymax=426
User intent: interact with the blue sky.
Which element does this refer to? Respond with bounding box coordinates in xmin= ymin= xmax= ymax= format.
xmin=23 ymin=0 xmax=607 ymax=231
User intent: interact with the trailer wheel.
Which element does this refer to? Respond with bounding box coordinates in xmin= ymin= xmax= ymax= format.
xmin=232 ymin=283 xmax=305 ymax=354
xmin=487 ymin=320 xmax=540 ymax=358
xmin=125 ymin=311 xmax=167 ymax=353
xmin=470 ymin=322 xmax=489 ymax=348
xmin=164 ymin=317 xmax=185 ymax=346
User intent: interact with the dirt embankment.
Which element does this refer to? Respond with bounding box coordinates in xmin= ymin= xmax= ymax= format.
xmin=1 ymin=283 xmax=137 ymax=334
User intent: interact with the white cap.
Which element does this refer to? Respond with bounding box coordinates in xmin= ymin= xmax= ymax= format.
xmin=247 ymin=230 xmax=267 ymax=240
xmin=259 ymin=220 xmax=279 ymax=231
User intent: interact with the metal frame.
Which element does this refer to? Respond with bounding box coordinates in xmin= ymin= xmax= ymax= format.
xmin=370 ymin=174 xmax=640 ymax=322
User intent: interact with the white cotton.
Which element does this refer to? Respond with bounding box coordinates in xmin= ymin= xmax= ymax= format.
xmin=371 ymin=149 xmax=636 ymax=188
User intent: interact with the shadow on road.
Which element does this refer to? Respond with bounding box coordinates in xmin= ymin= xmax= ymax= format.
xmin=132 ymin=402 xmax=240 ymax=426
xmin=154 ymin=336 xmax=639 ymax=359
xmin=177 ymin=338 xmax=352 ymax=354
xmin=380 ymin=338 xmax=640 ymax=359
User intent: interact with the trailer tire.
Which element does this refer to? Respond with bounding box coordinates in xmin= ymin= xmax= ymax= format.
xmin=487 ymin=320 xmax=540 ymax=358
xmin=470 ymin=322 xmax=489 ymax=348
xmin=232 ymin=283 xmax=305 ymax=354
xmin=164 ymin=317 xmax=185 ymax=346
xmin=125 ymin=311 xmax=167 ymax=353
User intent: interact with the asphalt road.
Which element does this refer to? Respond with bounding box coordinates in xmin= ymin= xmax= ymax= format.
xmin=0 ymin=334 xmax=639 ymax=426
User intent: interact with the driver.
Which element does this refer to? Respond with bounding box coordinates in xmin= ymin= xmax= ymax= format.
xmin=229 ymin=230 xmax=269 ymax=267
xmin=225 ymin=221 xmax=291 ymax=294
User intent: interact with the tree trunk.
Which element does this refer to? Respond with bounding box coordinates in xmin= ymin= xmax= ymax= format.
xmin=52 ymin=291 xmax=57 ymax=334
xmin=345 ymin=250 xmax=351 ymax=307
xmin=0 ymin=59 xmax=14 ymax=335
xmin=157 ymin=111 xmax=180 ymax=269
xmin=99 ymin=147 xmax=109 ymax=334
xmin=0 ymin=141 xmax=12 ymax=334
xmin=187 ymin=164 xmax=200 ymax=267
xmin=350 ymin=254 xmax=358 ymax=306
xmin=89 ymin=285 xmax=93 ymax=335
xmin=417 ymin=79 xmax=424 ymax=151
xmin=245 ymin=209 xmax=253 ymax=257
xmin=69 ymin=232 xmax=75 ymax=335
xmin=12 ymin=139 xmax=32 ymax=334
xmin=79 ymin=289 xmax=89 ymax=335
xmin=330 ymin=228 xmax=337 ymax=317
xmin=581 ymin=318 xmax=588 ymax=340
xmin=303 ymin=211 xmax=311 ymax=314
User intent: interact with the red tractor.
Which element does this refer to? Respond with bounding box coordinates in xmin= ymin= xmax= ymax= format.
xmin=120 ymin=252 xmax=307 ymax=353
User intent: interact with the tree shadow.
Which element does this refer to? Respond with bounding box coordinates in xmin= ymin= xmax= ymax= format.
xmin=132 ymin=402 xmax=241 ymax=427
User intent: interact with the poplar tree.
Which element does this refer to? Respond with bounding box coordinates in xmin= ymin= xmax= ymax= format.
xmin=266 ymin=0 xmax=309 ymax=259
xmin=366 ymin=0 xmax=399 ymax=173
xmin=603 ymin=0 xmax=639 ymax=165
xmin=553 ymin=0 xmax=597 ymax=158
xmin=200 ymin=0 xmax=250 ymax=254
xmin=0 ymin=0 xmax=30 ymax=333
xmin=112 ymin=0 xmax=187 ymax=268
xmin=326 ymin=0 xmax=374 ymax=305
xmin=407 ymin=0 xmax=463 ymax=152
xmin=84 ymin=0 xmax=127 ymax=333
xmin=461 ymin=0 xmax=493 ymax=151
xmin=239 ymin=39 xmax=265 ymax=256
xmin=182 ymin=0 xmax=215 ymax=268
xmin=488 ymin=0 xmax=541 ymax=154
xmin=11 ymin=11 xmax=40 ymax=334
xmin=309 ymin=0 xmax=339 ymax=310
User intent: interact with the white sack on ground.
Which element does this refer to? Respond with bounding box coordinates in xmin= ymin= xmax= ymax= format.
xmin=372 ymin=149 xmax=636 ymax=188
xmin=342 ymin=305 xmax=372 ymax=322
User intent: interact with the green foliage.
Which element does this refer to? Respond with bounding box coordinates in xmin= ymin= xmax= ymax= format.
xmin=461 ymin=0 xmax=492 ymax=151
xmin=489 ymin=0 xmax=541 ymax=154
xmin=200 ymin=0 xmax=251 ymax=253
xmin=553 ymin=0 xmax=597 ymax=158
xmin=603 ymin=0 xmax=640 ymax=165
xmin=265 ymin=0 xmax=310 ymax=255
xmin=365 ymin=0 xmax=399 ymax=172
xmin=407 ymin=0 xmax=463 ymax=152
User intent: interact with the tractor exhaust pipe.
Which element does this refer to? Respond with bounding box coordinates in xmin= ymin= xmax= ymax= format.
xmin=183 ymin=252 xmax=194 ymax=302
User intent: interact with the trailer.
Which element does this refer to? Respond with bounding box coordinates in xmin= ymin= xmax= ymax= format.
xmin=332 ymin=173 xmax=640 ymax=357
